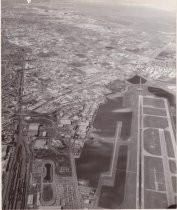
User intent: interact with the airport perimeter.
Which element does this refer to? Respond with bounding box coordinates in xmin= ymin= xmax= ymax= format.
xmin=138 ymin=95 xmax=176 ymax=208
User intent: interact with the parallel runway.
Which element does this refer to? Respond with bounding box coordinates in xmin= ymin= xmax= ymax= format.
xmin=139 ymin=95 xmax=176 ymax=208
xmin=97 ymin=86 xmax=176 ymax=209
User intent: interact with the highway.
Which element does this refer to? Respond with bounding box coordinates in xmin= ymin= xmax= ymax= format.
xmin=2 ymin=51 xmax=30 ymax=210
xmin=70 ymin=145 xmax=83 ymax=209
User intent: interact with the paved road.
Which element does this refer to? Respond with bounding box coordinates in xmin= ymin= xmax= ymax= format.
xmin=2 ymin=53 xmax=30 ymax=210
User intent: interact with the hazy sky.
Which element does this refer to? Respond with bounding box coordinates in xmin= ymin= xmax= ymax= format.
xmin=79 ymin=0 xmax=176 ymax=12
xmin=123 ymin=0 xmax=176 ymax=11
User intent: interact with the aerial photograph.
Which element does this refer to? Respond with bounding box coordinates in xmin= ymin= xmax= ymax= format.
xmin=1 ymin=0 xmax=176 ymax=209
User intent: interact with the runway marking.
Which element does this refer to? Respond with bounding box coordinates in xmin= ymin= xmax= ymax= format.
xmin=110 ymin=122 xmax=122 ymax=177
xmin=142 ymin=105 xmax=166 ymax=110
xmin=140 ymin=96 xmax=145 ymax=209
xmin=136 ymin=95 xmax=140 ymax=208
xmin=151 ymin=128 xmax=156 ymax=149
xmin=153 ymin=168 xmax=159 ymax=191
xmin=143 ymin=126 xmax=168 ymax=129
xmin=145 ymin=189 xmax=166 ymax=193
xmin=143 ymin=150 xmax=163 ymax=158
xmin=168 ymin=157 xmax=177 ymax=161
xmin=142 ymin=114 xmax=168 ymax=118
xmin=94 ymin=122 xmax=122 ymax=207
xmin=117 ymin=169 xmax=136 ymax=174
xmin=136 ymin=95 xmax=143 ymax=208
xmin=143 ymin=95 xmax=165 ymax=99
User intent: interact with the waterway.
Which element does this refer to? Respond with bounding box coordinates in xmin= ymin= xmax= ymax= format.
xmin=76 ymin=96 xmax=132 ymax=188
xmin=98 ymin=145 xmax=128 ymax=208
xmin=76 ymin=141 xmax=113 ymax=188
xmin=93 ymin=97 xmax=132 ymax=139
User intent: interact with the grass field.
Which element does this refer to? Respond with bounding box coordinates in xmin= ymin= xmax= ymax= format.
xmin=171 ymin=177 xmax=177 ymax=193
xmin=144 ymin=156 xmax=165 ymax=190
xmin=143 ymin=115 xmax=168 ymax=129
xmin=164 ymin=131 xmax=175 ymax=158
xmin=143 ymin=107 xmax=166 ymax=116
xmin=143 ymin=98 xmax=165 ymax=108
xmin=144 ymin=191 xmax=168 ymax=208
xmin=42 ymin=184 xmax=53 ymax=202
xmin=143 ymin=128 xmax=161 ymax=155
xmin=169 ymin=160 xmax=176 ymax=174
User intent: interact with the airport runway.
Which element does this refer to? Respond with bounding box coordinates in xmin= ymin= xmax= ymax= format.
xmin=139 ymin=95 xmax=176 ymax=208
xmin=97 ymin=86 xmax=176 ymax=209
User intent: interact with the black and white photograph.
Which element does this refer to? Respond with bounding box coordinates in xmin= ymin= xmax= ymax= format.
xmin=1 ymin=0 xmax=176 ymax=209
